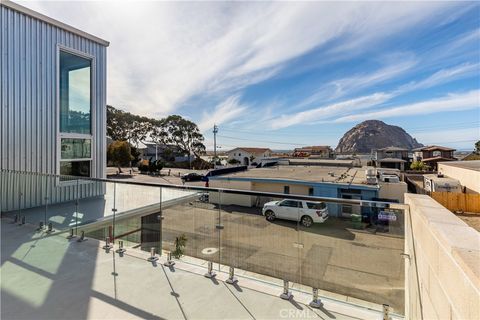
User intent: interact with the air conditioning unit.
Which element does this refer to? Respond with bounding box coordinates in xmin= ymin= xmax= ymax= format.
xmin=380 ymin=175 xmax=400 ymax=183
xmin=366 ymin=176 xmax=378 ymax=185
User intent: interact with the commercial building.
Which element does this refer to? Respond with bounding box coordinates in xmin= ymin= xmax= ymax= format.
xmin=209 ymin=166 xmax=407 ymax=216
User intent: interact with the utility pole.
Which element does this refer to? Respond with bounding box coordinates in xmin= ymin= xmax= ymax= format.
xmin=213 ymin=124 xmax=218 ymax=169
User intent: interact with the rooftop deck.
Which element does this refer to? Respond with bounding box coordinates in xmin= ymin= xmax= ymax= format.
xmin=1 ymin=219 xmax=395 ymax=320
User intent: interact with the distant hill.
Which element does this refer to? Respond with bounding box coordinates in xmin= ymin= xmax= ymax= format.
xmin=335 ymin=120 xmax=423 ymax=154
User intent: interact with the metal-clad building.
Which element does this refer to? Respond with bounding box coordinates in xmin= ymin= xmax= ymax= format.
xmin=1 ymin=1 xmax=109 ymax=210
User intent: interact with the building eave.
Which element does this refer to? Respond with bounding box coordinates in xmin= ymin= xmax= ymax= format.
xmin=1 ymin=1 xmax=110 ymax=46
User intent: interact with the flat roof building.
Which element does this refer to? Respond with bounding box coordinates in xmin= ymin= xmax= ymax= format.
xmin=209 ymin=166 xmax=407 ymax=216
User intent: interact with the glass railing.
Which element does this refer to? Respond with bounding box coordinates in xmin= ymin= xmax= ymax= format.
xmin=0 ymin=169 xmax=408 ymax=316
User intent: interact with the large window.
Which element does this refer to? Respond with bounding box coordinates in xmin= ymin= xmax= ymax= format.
xmin=59 ymin=50 xmax=93 ymax=177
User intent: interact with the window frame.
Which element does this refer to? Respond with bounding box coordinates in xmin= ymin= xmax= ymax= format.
xmin=56 ymin=45 xmax=96 ymax=183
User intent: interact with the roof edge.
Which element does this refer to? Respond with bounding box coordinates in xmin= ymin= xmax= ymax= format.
xmin=1 ymin=1 xmax=109 ymax=47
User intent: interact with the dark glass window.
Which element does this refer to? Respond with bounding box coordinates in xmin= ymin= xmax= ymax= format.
xmin=284 ymin=186 xmax=290 ymax=194
xmin=279 ymin=200 xmax=299 ymax=208
xmin=60 ymin=161 xmax=91 ymax=177
xmin=61 ymin=138 xmax=91 ymax=159
xmin=306 ymin=202 xmax=326 ymax=210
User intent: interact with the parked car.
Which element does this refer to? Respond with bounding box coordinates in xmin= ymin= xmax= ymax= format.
xmin=181 ymin=172 xmax=204 ymax=182
xmin=262 ymin=199 xmax=328 ymax=227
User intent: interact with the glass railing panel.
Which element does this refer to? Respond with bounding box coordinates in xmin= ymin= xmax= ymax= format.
xmin=219 ymin=193 xmax=302 ymax=285
xmin=79 ymin=179 xmax=114 ymax=241
xmin=162 ymin=188 xmax=220 ymax=267
xmin=112 ymin=181 xmax=162 ymax=253
xmin=296 ymin=200 xmax=405 ymax=314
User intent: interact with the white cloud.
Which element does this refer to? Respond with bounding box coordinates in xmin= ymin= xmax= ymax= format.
xmin=272 ymin=61 xmax=479 ymax=129
xmin=397 ymin=63 xmax=479 ymax=93
xmin=270 ymin=92 xmax=393 ymax=129
xmin=20 ymin=0 xmax=457 ymax=118
xmin=198 ymin=95 xmax=248 ymax=132
xmin=334 ymin=90 xmax=480 ymax=123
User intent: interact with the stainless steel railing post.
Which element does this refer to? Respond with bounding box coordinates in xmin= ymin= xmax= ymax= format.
xmin=164 ymin=252 xmax=175 ymax=267
xmin=280 ymin=280 xmax=292 ymax=300
xmin=148 ymin=247 xmax=158 ymax=262
xmin=226 ymin=266 xmax=238 ymax=284
xmin=383 ymin=304 xmax=390 ymax=320
xmin=309 ymin=288 xmax=322 ymax=308
xmin=204 ymin=261 xmax=216 ymax=278
xmin=116 ymin=240 xmax=126 ymax=254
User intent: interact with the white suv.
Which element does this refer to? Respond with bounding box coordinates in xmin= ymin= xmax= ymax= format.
xmin=262 ymin=199 xmax=328 ymax=227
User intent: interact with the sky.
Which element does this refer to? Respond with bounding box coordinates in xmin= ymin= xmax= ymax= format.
xmin=20 ymin=0 xmax=480 ymax=151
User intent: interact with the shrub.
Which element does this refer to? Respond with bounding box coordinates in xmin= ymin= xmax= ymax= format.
xmin=410 ymin=161 xmax=428 ymax=171
xmin=228 ymin=158 xmax=241 ymax=165
xmin=171 ymin=234 xmax=187 ymax=259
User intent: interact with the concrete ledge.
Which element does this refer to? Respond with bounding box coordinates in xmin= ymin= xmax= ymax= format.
xmin=405 ymin=194 xmax=480 ymax=320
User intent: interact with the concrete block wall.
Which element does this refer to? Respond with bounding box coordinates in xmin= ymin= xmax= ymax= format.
xmin=405 ymin=194 xmax=480 ymax=319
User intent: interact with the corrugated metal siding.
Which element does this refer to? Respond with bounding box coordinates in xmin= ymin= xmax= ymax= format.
xmin=0 ymin=5 xmax=107 ymax=211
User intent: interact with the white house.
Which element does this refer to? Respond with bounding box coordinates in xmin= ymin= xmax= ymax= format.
xmin=227 ymin=147 xmax=272 ymax=166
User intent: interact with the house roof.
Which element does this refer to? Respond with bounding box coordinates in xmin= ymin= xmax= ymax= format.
xmin=377 ymin=146 xmax=409 ymax=152
xmin=439 ymin=160 xmax=480 ymax=172
xmin=413 ymin=145 xmax=456 ymax=152
xmin=294 ymin=146 xmax=332 ymax=151
xmin=422 ymin=156 xmax=456 ymax=162
xmin=228 ymin=147 xmax=271 ymax=154
xmin=378 ymin=158 xmax=407 ymax=163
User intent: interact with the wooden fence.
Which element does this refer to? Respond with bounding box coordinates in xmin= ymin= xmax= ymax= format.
xmin=431 ymin=192 xmax=480 ymax=213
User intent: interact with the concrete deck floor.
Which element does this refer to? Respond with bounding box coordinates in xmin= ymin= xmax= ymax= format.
xmin=0 ymin=218 xmax=397 ymax=320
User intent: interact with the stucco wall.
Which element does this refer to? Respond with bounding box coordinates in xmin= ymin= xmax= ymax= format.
xmin=438 ymin=162 xmax=480 ymax=194
xmin=208 ymin=179 xmax=254 ymax=207
xmin=379 ymin=182 xmax=407 ymax=202
xmin=252 ymin=181 xmax=310 ymax=195
xmin=404 ymin=194 xmax=480 ymax=320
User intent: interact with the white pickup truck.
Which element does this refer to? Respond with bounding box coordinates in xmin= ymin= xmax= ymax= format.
xmin=262 ymin=199 xmax=328 ymax=227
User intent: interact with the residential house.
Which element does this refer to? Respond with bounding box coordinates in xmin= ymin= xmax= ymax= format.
xmin=139 ymin=142 xmax=185 ymax=162
xmin=293 ymin=146 xmax=334 ymax=158
xmin=227 ymin=147 xmax=272 ymax=166
xmin=413 ymin=145 xmax=456 ymax=170
xmin=373 ymin=147 xmax=410 ymax=171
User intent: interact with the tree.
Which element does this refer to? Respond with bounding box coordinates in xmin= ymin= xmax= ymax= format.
xmin=107 ymin=106 xmax=206 ymax=164
xmin=107 ymin=141 xmax=133 ymax=173
xmin=475 ymin=140 xmax=480 ymax=153
xmin=164 ymin=115 xmax=206 ymax=159
xmin=228 ymin=158 xmax=241 ymax=165
xmin=410 ymin=161 xmax=428 ymax=171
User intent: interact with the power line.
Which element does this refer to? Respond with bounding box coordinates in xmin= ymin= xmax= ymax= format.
xmin=217 ymin=135 xmax=311 ymax=146
xmin=219 ymin=121 xmax=479 ymax=137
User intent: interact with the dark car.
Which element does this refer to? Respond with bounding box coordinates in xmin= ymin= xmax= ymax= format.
xmin=181 ymin=172 xmax=204 ymax=182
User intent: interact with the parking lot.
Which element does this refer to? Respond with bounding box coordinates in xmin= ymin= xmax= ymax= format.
xmin=160 ymin=199 xmax=405 ymax=313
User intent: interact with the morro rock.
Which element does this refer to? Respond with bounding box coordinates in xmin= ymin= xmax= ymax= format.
xmin=335 ymin=120 xmax=423 ymax=154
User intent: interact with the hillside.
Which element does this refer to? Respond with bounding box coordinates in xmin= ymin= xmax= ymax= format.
xmin=335 ymin=120 xmax=423 ymax=154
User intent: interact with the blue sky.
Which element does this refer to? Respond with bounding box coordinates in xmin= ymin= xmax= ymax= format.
xmin=22 ymin=1 xmax=480 ymax=150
